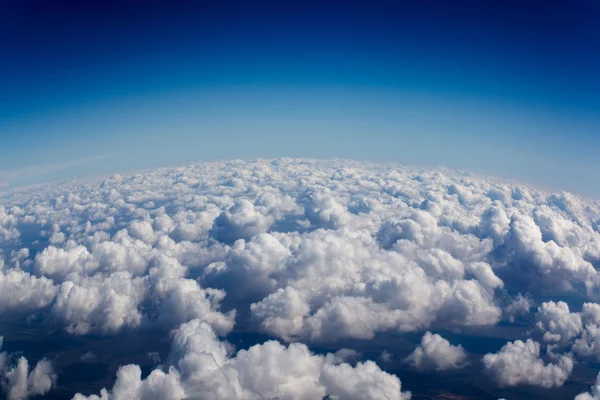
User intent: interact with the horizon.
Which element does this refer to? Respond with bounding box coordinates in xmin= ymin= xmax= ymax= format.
xmin=2 ymin=2 xmax=600 ymax=400
xmin=1 ymin=0 xmax=600 ymax=196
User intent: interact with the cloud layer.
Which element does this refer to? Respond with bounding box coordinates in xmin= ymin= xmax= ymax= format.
xmin=2 ymin=158 xmax=600 ymax=397
xmin=72 ymin=319 xmax=411 ymax=400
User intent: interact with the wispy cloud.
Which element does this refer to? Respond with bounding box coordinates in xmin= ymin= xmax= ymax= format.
xmin=0 ymin=154 xmax=113 ymax=188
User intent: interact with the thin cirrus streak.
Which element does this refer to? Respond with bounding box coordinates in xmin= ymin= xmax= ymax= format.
xmin=0 ymin=154 xmax=114 ymax=189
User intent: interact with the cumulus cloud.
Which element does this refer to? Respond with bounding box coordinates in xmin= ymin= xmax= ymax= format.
xmin=51 ymin=272 xmax=147 ymax=335
xmin=3 ymin=158 xmax=600 ymax=397
xmin=570 ymin=303 xmax=600 ymax=359
xmin=210 ymin=200 xmax=274 ymax=244
xmin=536 ymin=301 xmax=583 ymax=343
xmin=0 ymin=337 xmax=56 ymax=399
xmin=404 ymin=332 xmax=468 ymax=371
xmin=72 ymin=319 xmax=411 ymax=400
xmin=0 ymin=268 xmax=56 ymax=313
xmin=529 ymin=302 xmax=600 ymax=360
xmin=482 ymin=339 xmax=573 ymax=388
xmin=248 ymin=228 xmax=502 ymax=342
xmin=1 ymin=159 xmax=596 ymax=339
xmin=576 ymin=372 xmax=600 ymax=400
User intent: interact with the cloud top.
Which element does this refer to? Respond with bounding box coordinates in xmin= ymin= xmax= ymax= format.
xmin=405 ymin=332 xmax=468 ymax=371
xmin=1 ymin=158 xmax=600 ymax=397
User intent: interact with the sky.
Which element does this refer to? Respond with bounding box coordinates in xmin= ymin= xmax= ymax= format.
xmin=1 ymin=0 xmax=599 ymax=196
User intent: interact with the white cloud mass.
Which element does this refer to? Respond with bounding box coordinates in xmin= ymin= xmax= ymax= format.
xmin=536 ymin=301 xmax=583 ymax=343
xmin=576 ymin=372 xmax=600 ymax=400
xmin=3 ymin=158 xmax=600 ymax=397
xmin=0 ymin=337 xmax=56 ymax=400
xmin=404 ymin=332 xmax=468 ymax=371
xmin=72 ymin=319 xmax=411 ymax=400
xmin=482 ymin=339 xmax=573 ymax=388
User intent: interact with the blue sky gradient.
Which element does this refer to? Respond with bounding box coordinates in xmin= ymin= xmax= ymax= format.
xmin=1 ymin=0 xmax=599 ymax=195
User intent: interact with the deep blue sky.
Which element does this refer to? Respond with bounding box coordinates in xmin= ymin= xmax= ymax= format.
xmin=1 ymin=0 xmax=599 ymax=195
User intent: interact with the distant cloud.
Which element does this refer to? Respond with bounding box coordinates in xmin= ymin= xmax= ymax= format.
xmin=405 ymin=332 xmax=468 ymax=371
xmin=80 ymin=352 xmax=97 ymax=364
xmin=0 ymin=154 xmax=113 ymax=188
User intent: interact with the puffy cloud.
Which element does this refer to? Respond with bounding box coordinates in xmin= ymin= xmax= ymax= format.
xmin=46 ymin=256 xmax=234 ymax=336
xmin=575 ymin=372 xmax=600 ymax=400
xmin=498 ymin=213 xmax=597 ymax=295
xmin=571 ymin=303 xmax=600 ymax=359
xmin=51 ymin=272 xmax=147 ymax=335
xmin=536 ymin=301 xmax=583 ymax=343
xmin=210 ymin=200 xmax=274 ymax=244
xmin=1 ymin=160 xmax=595 ymax=339
xmin=73 ymin=319 xmax=411 ymax=400
xmin=4 ymin=158 xmax=600 ymax=396
xmin=405 ymin=332 xmax=468 ymax=371
xmin=0 ymin=337 xmax=56 ymax=400
xmin=302 ymin=191 xmax=351 ymax=229
xmin=151 ymin=276 xmax=235 ymax=336
xmin=0 ymin=267 xmax=56 ymax=313
xmin=128 ymin=220 xmax=156 ymax=245
xmin=482 ymin=339 xmax=573 ymax=388
xmin=71 ymin=364 xmax=184 ymax=400
xmin=248 ymin=227 xmax=502 ymax=342
xmin=528 ymin=302 xmax=600 ymax=360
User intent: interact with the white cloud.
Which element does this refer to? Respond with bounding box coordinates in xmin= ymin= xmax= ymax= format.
xmin=570 ymin=303 xmax=600 ymax=359
xmin=0 ymin=268 xmax=56 ymax=313
xmin=0 ymin=337 xmax=56 ymax=400
xmin=405 ymin=332 xmax=468 ymax=371
xmin=3 ymin=158 xmax=600 ymax=396
xmin=536 ymin=301 xmax=583 ymax=343
xmin=576 ymin=372 xmax=600 ymax=400
xmin=248 ymin=227 xmax=502 ymax=342
xmin=482 ymin=339 xmax=573 ymax=388
xmin=210 ymin=200 xmax=274 ymax=244
xmin=51 ymin=272 xmax=146 ymax=335
xmin=527 ymin=302 xmax=600 ymax=361
xmin=73 ymin=319 xmax=411 ymax=400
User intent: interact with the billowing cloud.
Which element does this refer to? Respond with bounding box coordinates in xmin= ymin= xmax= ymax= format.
xmin=529 ymin=302 xmax=600 ymax=361
xmin=0 ymin=268 xmax=56 ymax=313
xmin=72 ymin=319 xmax=411 ymax=400
xmin=576 ymin=372 xmax=600 ymax=400
xmin=2 ymin=158 xmax=600 ymax=397
xmin=0 ymin=337 xmax=56 ymax=400
xmin=570 ymin=303 xmax=600 ymax=359
xmin=404 ymin=332 xmax=468 ymax=371
xmin=482 ymin=339 xmax=573 ymax=388
xmin=536 ymin=301 xmax=583 ymax=343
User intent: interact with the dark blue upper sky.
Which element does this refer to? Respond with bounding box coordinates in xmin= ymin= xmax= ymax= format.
xmin=1 ymin=0 xmax=599 ymax=195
